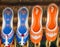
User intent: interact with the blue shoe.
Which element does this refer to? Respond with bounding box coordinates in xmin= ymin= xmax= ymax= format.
xmin=1 ymin=7 xmax=14 ymax=46
xmin=16 ymin=7 xmax=29 ymax=46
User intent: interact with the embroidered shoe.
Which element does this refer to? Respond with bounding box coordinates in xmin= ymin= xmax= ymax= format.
xmin=1 ymin=7 xmax=14 ymax=46
xmin=46 ymin=3 xmax=59 ymax=42
xmin=30 ymin=5 xmax=43 ymax=44
xmin=16 ymin=7 xmax=29 ymax=45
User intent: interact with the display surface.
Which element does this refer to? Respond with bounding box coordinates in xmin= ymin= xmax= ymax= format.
xmin=0 ymin=1 xmax=60 ymax=47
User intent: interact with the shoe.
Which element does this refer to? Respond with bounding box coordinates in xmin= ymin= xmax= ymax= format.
xmin=16 ymin=7 xmax=29 ymax=46
xmin=46 ymin=3 xmax=59 ymax=42
xmin=30 ymin=5 xmax=43 ymax=44
xmin=1 ymin=7 xmax=14 ymax=46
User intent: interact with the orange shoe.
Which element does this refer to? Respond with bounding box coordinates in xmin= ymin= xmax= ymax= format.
xmin=30 ymin=5 xmax=43 ymax=44
xmin=46 ymin=3 xmax=59 ymax=42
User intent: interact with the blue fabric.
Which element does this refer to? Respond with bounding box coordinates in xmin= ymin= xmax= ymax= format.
xmin=3 ymin=9 xmax=12 ymax=34
xmin=4 ymin=9 xmax=12 ymax=24
xmin=1 ymin=37 xmax=5 ymax=43
xmin=16 ymin=35 xmax=21 ymax=43
xmin=16 ymin=34 xmax=29 ymax=44
xmin=8 ymin=34 xmax=14 ymax=43
xmin=24 ymin=35 xmax=29 ymax=43
xmin=18 ymin=8 xmax=27 ymax=34
xmin=18 ymin=26 xmax=27 ymax=34
xmin=1 ymin=34 xmax=14 ymax=44
xmin=3 ymin=27 xmax=12 ymax=34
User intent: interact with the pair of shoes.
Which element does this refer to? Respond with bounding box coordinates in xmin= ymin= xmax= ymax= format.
xmin=30 ymin=3 xmax=59 ymax=44
xmin=1 ymin=3 xmax=59 ymax=46
xmin=1 ymin=7 xmax=29 ymax=46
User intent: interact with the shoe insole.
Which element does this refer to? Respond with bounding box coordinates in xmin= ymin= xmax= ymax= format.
xmin=32 ymin=7 xmax=42 ymax=32
xmin=48 ymin=5 xmax=57 ymax=29
xmin=3 ymin=9 xmax=12 ymax=34
xmin=18 ymin=8 xmax=28 ymax=34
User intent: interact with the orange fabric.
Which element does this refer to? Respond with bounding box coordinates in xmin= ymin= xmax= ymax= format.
xmin=30 ymin=30 xmax=42 ymax=44
xmin=32 ymin=7 xmax=41 ymax=32
xmin=46 ymin=27 xmax=58 ymax=41
xmin=48 ymin=5 xmax=57 ymax=29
